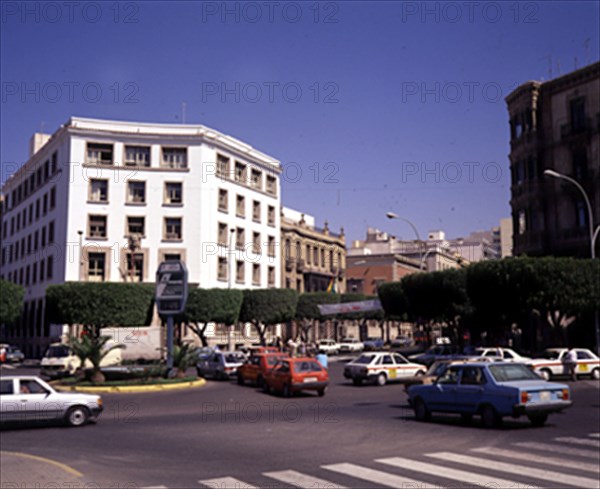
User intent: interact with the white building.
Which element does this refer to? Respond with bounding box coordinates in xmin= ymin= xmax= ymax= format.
xmin=0 ymin=117 xmax=282 ymax=357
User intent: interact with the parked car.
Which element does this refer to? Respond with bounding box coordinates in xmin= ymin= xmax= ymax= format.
xmin=344 ymin=352 xmax=427 ymax=386
xmin=390 ymin=336 xmax=413 ymax=349
xmin=40 ymin=342 xmax=122 ymax=379
xmin=196 ymin=351 xmax=247 ymax=380
xmin=473 ymin=347 xmax=531 ymax=363
xmin=263 ymin=357 xmax=329 ymax=397
xmin=363 ymin=337 xmax=385 ymax=351
xmin=191 ymin=346 xmax=215 ymax=362
xmin=0 ymin=376 xmax=103 ymax=427
xmin=408 ymin=344 xmax=462 ymax=367
xmin=338 ymin=338 xmax=364 ymax=353
xmin=5 ymin=346 xmax=25 ymax=364
xmin=237 ymin=353 xmax=289 ymax=386
xmin=408 ymin=362 xmax=572 ymax=428
xmin=317 ymin=339 xmax=340 ymax=355
xmin=248 ymin=346 xmax=280 ymax=356
xmin=528 ymin=348 xmax=600 ymax=380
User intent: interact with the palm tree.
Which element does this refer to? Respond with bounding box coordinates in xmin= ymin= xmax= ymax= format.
xmin=68 ymin=335 xmax=124 ymax=383
xmin=172 ymin=343 xmax=197 ymax=378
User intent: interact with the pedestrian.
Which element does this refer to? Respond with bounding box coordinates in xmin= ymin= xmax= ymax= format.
xmin=564 ymin=348 xmax=578 ymax=381
xmin=316 ymin=351 xmax=328 ymax=369
xmin=299 ymin=341 xmax=306 ymax=357
xmin=287 ymin=338 xmax=297 ymax=357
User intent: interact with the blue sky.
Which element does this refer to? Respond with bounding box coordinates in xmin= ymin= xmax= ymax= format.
xmin=2 ymin=1 xmax=599 ymax=243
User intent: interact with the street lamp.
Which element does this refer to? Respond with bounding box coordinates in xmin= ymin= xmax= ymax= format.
xmin=77 ymin=230 xmax=83 ymax=281
xmin=386 ymin=212 xmax=425 ymax=271
xmin=227 ymin=228 xmax=236 ymax=351
xmin=544 ymin=169 xmax=600 ymax=354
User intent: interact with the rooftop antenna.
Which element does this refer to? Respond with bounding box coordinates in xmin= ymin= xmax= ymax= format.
xmin=181 ymin=102 xmax=187 ymax=124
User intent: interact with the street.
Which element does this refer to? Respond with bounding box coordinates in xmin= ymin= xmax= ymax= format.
xmin=1 ymin=362 xmax=600 ymax=488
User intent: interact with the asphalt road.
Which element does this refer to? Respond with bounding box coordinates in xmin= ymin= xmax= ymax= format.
xmin=1 ymin=362 xmax=599 ymax=489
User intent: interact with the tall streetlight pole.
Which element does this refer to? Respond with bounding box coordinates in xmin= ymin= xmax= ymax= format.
xmin=386 ymin=212 xmax=425 ymax=271
xmin=227 ymin=228 xmax=236 ymax=351
xmin=544 ymin=169 xmax=599 ymax=353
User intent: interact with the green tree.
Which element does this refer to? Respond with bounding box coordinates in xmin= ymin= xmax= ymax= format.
xmin=67 ymin=334 xmax=124 ymax=383
xmin=0 ymin=279 xmax=24 ymax=324
xmin=171 ymin=343 xmax=197 ymax=378
xmin=295 ymin=292 xmax=340 ymax=341
xmin=240 ymin=289 xmax=298 ymax=345
xmin=184 ymin=288 xmax=244 ymax=346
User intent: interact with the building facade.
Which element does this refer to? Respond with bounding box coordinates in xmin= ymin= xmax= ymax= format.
xmin=280 ymin=207 xmax=346 ymax=293
xmin=506 ymin=61 xmax=600 ymax=257
xmin=0 ymin=117 xmax=282 ymax=357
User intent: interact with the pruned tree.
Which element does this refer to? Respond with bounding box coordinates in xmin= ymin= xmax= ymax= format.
xmin=295 ymin=292 xmax=340 ymax=342
xmin=240 ymin=289 xmax=298 ymax=345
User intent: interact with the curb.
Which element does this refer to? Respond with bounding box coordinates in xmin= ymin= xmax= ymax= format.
xmin=53 ymin=378 xmax=206 ymax=393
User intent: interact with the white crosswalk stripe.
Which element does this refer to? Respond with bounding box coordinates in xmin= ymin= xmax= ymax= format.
xmin=472 ymin=446 xmax=600 ymax=473
xmin=376 ymin=456 xmax=531 ymax=488
xmin=514 ymin=441 xmax=600 ymax=459
xmin=198 ymin=477 xmax=257 ymax=488
xmin=323 ymin=463 xmax=425 ymax=488
xmin=264 ymin=469 xmax=346 ymax=488
xmin=427 ymin=451 xmax=600 ymax=488
xmin=555 ymin=436 xmax=600 ymax=448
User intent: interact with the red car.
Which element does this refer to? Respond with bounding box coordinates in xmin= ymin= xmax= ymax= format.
xmin=263 ymin=357 xmax=329 ymax=397
xmin=237 ymin=353 xmax=289 ymax=386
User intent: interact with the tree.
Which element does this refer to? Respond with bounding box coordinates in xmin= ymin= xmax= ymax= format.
xmin=67 ymin=334 xmax=124 ymax=383
xmin=295 ymin=292 xmax=340 ymax=341
xmin=0 ymin=279 xmax=24 ymax=324
xmin=239 ymin=289 xmax=298 ymax=345
xmin=171 ymin=343 xmax=197 ymax=378
xmin=184 ymin=288 xmax=244 ymax=346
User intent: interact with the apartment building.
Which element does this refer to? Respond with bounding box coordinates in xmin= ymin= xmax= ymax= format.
xmin=0 ymin=117 xmax=282 ymax=357
xmin=506 ymin=61 xmax=599 ymax=257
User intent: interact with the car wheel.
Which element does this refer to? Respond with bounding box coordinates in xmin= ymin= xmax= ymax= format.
xmin=414 ymin=398 xmax=430 ymax=421
xmin=352 ymin=378 xmax=362 ymax=386
xmin=376 ymin=373 xmax=387 ymax=386
xmin=592 ymin=368 xmax=600 ymax=380
xmin=256 ymin=376 xmax=264 ymax=387
xmin=65 ymin=406 xmax=90 ymax=427
xmin=415 ymin=370 xmax=425 ymax=377
xmin=237 ymin=375 xmax=244 ymax=385
xmin=481 ymin=405 xmax=500 ymax=429
xmin=539 ymin=369 xmax=551 ymax=381
xmin=283 ymin=384 xmax=292 ymax=397
xmin=318 ymin=387 xmax=326 ymax=397
xmin=528 ymin=414 xmax=548 ymax=427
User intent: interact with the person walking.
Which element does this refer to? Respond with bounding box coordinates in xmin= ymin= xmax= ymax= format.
xmin=564 ymin=348 xmax=578 ymax=382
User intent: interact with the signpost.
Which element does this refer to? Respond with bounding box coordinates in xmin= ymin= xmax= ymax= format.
xmin=155 ymin=260 xmax=188 ymax=375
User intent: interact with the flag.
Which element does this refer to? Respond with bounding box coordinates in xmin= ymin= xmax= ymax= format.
xmin=326 ymin=277 xmax=336 ymax=293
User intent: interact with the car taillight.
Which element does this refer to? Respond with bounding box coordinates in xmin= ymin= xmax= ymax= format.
xmin=224 ymin=367 xmax=234 ymax=372
xmin=521 ymin=391 xmax=531 ymax=403
xmin=560 ymin=389 xmax=569 ymax=400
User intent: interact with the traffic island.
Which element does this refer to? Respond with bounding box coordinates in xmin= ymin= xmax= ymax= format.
xmin=53 ymin=376 xmax=206 ymax=393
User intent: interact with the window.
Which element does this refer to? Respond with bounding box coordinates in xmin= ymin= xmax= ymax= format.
xmin=266 ymin=175 xmax=277 ymax=195
xmin=217 ymin=154 xmax=230 ymax=178
xmin=252 ymin=263 xmax=260 ymax=285
xmin=127 ymin=181 xmax=146 ymax=204
xmin=47 ymin=255 xmax=54 ymax=279
xmin=48 ymin=221 xmax=55 ymax=243
xmin=162 ymin=147 xmax=187 ymax=169
xmin=306 ymin=245 xmax=312 ymax=264
xmin=236 ymin=195 xmax=245 ymax=217
xmin=127 ymin=216 xmax=145 ymax=236
xmin=88 ymin=215 xmax=107 ymax=238
xmin=267 ymin=205 xmax=275 ymax=226
xmin=125 ymin=146 xmax=150 ymax=167
xmin=517 ymin=210 xmax=526 ymax=235
xmin=218 ymin=223 xmax=228 ymax=246
xmin=29 ymin=203 xmax=33 ymax=223
xmin=88 ymin=252 xmax=106 ymax=282
xmin=164 ymin=217 xmax=182 ymax=240
xmin=39 ymin=258 xmax=45 ymax=281
xmin=313 ymin=247 xmax=319 ymax=266
xmin=236 ymin=261 xmax=245 ymax=283
xmin=267 ymin=236 xmax=276 ymax=257
xmin=43 ymin=194 xmax=48 ymax=214
xmin=575 ymin=201 xmax=588 ymax=228
xmin=41 ymin=227 xmax=46 ymax=247
xmin=49 ymin=187 xmax=56 ymax=209
xmin=35 ymin=199 xmax=40 ymax=219
xmin=250 ymin=168 xmax=262 ymax=190
xmin=126 ymin=253 xmax=144 ymax=282
xmin=570 ymin=97 xmax=586 ymax=134
xmin=218 ymin=189 xmax=228 ymax=212
xmin=34 ymin=231 xmax=39 ymax=251
xmin=236 ymin=228 xmax=245 ymax=250
xmin=218 ymin=257 xmax=228 ymax=281
xmin=253 ymin=232 xmax=261 ymax=254
xmin=89 ymin=179 xmax=108 ymax=202
xmin=27 ymin=235 xmax=32 ymax=254
xmin=164 ymin=253 xmax=181 ymax=261
xmin=165 ymin=182 xmax=182 ymax=205
xmin=235 ymin=162 xmax=246 ymax=183
xmin=87 ymin=143 xmax=113 ymax=165
xmin=252 ymin=201 xmax=261 ymax=222
xmin=268 ymin=266 xmax=275 ymax=287
xmin=51 ymin=152 xmax=58 ymax=174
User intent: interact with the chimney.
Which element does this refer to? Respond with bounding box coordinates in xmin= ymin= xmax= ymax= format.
xmin=29 ymin=133 xmax=51 ymax=157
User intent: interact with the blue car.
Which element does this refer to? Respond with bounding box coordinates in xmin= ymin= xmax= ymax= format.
xmin=408 ymin=362 xmax=572 ymax=428
xmin=363 ymin=337 xmax=385 ymax=351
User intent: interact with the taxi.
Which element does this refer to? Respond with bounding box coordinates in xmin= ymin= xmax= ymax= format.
xmin=344 ymin=352 xmax=426 ymax=386
xmin=528 ymin=348 xmax=600 ymax=380
xmin=237 ymin=352 xmax=289 ymax=387
xmin=263 ymin=357 xmax=329 ymax=397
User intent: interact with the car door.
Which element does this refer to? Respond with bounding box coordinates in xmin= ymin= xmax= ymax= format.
xmin=454 ymin=366 xmax=486 ymax=414
xmin=14 ymin=379 xmax=55 ymax=422
xmin=393 ymin=354 xmax=417 ymax=378
xmin=428 ymin=366 xmax=460 ymax=411
xmin=0 ymin=378 xmax=18 ymax=423
xmin=271 ymin=362 xmax=290 ymax=390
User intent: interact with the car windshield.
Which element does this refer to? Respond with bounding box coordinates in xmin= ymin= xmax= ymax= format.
xmin=266 ymin=355 xmax=287 ymax=366
xmin=224 ymin=353 xmax=245 ymax=363
xmin=489 ymin=364 xmax=539 ymax=382
xmin=341 ymin=338 xmax=355 ymax=343
xmin=427 ymin=361 xmax=450 ymax=376
xmin=293 ymin=361 xmax=322 ymax=373
xmin=45 ymin=346 xmax=69 ymax=358
xmin=352 ymin=355 xmax=374 ymax=365
xmin=366 ymin=337 xmax=379 ymax=341
xmin=541 ymin=350 xmax=562 ymax=360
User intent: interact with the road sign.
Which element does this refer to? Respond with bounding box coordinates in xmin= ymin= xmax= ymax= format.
xmin=155 ymin=260 xmax=189 ymax=315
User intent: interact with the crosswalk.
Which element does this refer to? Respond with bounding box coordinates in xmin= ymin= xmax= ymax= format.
xmin=144 ymin=433 xmax=600 ymax=489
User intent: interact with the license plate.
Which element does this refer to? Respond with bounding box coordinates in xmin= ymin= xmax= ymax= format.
xmin=579 ymin=364 xmax=588 ymax=372
xmin=304 ymin=377 xmax=317 ymax=383
xmin=540 ymin=391 xmax=551 ymax=402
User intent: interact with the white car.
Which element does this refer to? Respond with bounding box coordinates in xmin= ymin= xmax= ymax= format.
xmin=474 ymin=347 xmax=531 ymax=363
xmin=528 ymin=348 xmax=600 ymax=380
xmin=343 ymin=352 xmax=427 ymax=386
xmin=317 ymin=339 xmax=340 ymax=355
xmin=338 ymin=338 xmax=364 ymax=353
xmin=0 ymin=376 xmax=103 ymax=427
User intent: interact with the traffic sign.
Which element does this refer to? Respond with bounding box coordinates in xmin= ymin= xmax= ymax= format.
xmin=155 ymin=260 xmax=188 ymax=315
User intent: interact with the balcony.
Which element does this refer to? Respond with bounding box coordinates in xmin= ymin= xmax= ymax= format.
xmin=560 ymin=118 xmax=592 ymax=141
xmin=296 ymin=259 xmax=305 ymax=272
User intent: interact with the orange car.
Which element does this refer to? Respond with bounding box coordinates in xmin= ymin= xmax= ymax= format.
xmin=237 ymin=353 xmax=289 ymax=387
xmin=263 ymin=357 xmax=329 ymax=397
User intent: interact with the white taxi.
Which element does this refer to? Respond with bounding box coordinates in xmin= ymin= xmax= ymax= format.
xmin=529 ymin=348 xmax=600 ymax=380
xmin=344 ymin=352 xmax=426 ymax=386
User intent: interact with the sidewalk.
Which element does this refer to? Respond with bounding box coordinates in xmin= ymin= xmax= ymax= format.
xmin=0 ymin=451 xmax=87 ymax=487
